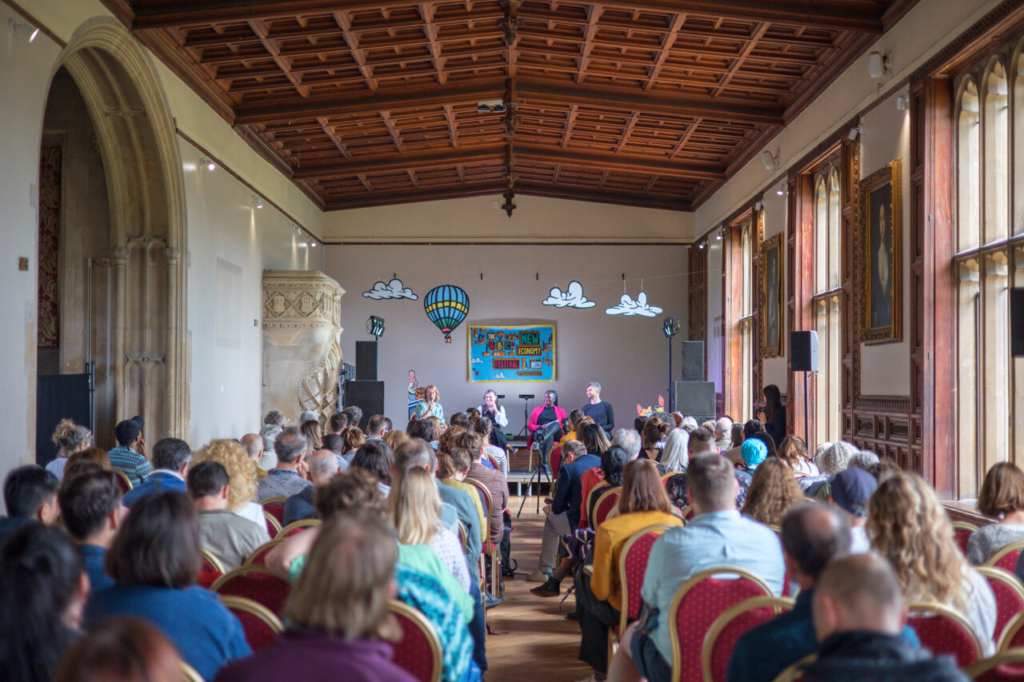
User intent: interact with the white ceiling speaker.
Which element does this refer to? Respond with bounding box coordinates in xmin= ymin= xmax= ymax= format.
xmin=868 ymin=51 xmax=889 ymax=79
xmin=761 ymin=150 xmax=778 ymax=172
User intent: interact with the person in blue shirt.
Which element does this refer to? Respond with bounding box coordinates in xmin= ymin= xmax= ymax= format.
xmin=88 ymin=491 xmax=251 ymax=681
xmin=107 ymin=416 xmax=151 ymax=488
xmin=607 ymin=454 xmax=785 ymax=682
xmin=122 ymin=438 xmax=192 ymax=507
xmin=727 ymin=502 xmax=919 ymax=682
xmin=0 ymin=465 xmax=60 ymax=546
xmin=57 ymin=468 xmax=127 ymax=592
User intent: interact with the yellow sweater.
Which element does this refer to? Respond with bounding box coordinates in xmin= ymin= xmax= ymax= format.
xmin=442 ymin=478 xmax=488 ymax=544
xmin=591 ymin=510 xmax=683 ymax=612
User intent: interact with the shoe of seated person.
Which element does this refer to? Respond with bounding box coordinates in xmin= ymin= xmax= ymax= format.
xmin=484 ymin=591 xmax=505 ymax=609
xmin=526 ymin=569 xmax=552 ymax=583
xmin=529 ymin=577 xmax=560 ymax=597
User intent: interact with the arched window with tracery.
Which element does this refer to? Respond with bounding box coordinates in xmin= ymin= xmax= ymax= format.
xmin=812 ymin=163 xmax=842 ymax=445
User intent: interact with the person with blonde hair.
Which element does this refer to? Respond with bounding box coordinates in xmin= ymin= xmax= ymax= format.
xmin=382 ymin=428 xmax=408 ymax=452
xmin=867 ymin=472 xmax=996 ymax=655
xmin=215 ymin=513 xmax=419 ymax=682
xmin=414 ymin=384 xmax=445 ymax=425
xmin=191 ymin=439 xmax=267 ymax=531
xmin=47 ymin=419 xmax=93 ymax=481
xmin=740 ymin=458 xmax=805 ymax=526
xmin=968 ymin=462 xmax=1024 ymax=565
xmin=342 ymin=427 xmax=365 ymax=465
xmin=388 ymin=468 xmax=473 ymax=622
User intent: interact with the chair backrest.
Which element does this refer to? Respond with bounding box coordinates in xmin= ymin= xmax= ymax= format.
xmin=279 ymin=518 xmax=321 ymax=538
xmin=668 ymin=567 xmax=774 ymax=682
xmin=389 ymin=600 xmax=443 ymax=682
xmin=771 ymin=653 xmax=815 ymax=682
xmin=585 ymin=481 xmax=610 ymax=528
xmin=977 ymin=566 xmax=1024 ymax=644
xmin=210 ymin=564 xmax=293 ymax=615
xmin=219 ymin=595 xmax=285 ymax=652
xmin=984 ymin=540 xmax=1024 ymax=572
xmin=549 ymin=445 xmax=562 ymax=479
xmin=952 ymin=521 xmax=979 ymax=557
xmin=997 ymin=611 xmax=1024 ymax=652
xmin=702 ymin=596 xmax=794 ymax=682
xmin=964 ymin=649 xmax=1024 ymax=682
xmin=907 ymin=601 xmax=984 ymax=669
xmin=261 ymin=497 xmax=286 ymax=529
xmin=682 ymin=505 xmax=696 ymax=521
xmin=463 ymin=477 xmax=493 ymax=540
xmin=111 ymin=468 xmax=133 ymax=494
xmin=457 ymin=520 xmax=468 ymax=553
xmin=618 ymin=525 xmax=678 ymax=635
xmin=662 ymin=471 xmax=676 ymax=486
xmin=181 ymin=662 xmax=204 ymax=682
xmin=263 ymin=509 xmax=283 ymax=539
xmin=244 ymin=538 xmax=284 ymax=566
xmin=200 ymin=548 xmax=225 ymax=574
xmin=592 ymin=487 xmax=622 ymax=528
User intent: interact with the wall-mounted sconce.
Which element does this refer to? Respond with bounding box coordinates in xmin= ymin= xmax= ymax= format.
xmin=868 ymin=51 xmax=890 ymax=79
xmin=252 ymin=194 xmax=263 ymax=209
xmin=8 ymin=19 xmax=39 ymax=43
xmin=755 ymin=200 xmax=764 ymax=211
xmin=847 ymin=126 xmax=861 ymax=141
xmin=761 ymin=150 xmax=778 ymax=172
xmin=896 ymin=92 xmax=910 ymax=111
xmin=199 ymin=156 xmax=216 ymax=171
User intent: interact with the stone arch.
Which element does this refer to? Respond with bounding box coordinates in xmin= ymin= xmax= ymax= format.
xmin=47 ymin=19 xmax=188 ymax=440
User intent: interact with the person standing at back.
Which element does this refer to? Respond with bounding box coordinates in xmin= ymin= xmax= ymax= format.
xmin=581 ymin=382 xmax=615 ymax=437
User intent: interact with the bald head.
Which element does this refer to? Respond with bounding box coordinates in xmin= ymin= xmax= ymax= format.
xmin=241 ymin=434 xmax=263 ymax=462
xmin=812 ymin=552 xmax=906 ymax=643
xmin=308 ymin=448 xmax=341 ymax=485
xmin=781 ymin=503 xmax=851 ymax=587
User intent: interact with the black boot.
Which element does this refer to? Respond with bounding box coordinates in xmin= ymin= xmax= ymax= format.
xmin=530 ymin=576 xmax=561 ymax=597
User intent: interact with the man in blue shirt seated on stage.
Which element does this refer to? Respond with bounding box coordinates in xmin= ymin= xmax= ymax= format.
xmin=607 ymin=454 xmax=785 ymax=682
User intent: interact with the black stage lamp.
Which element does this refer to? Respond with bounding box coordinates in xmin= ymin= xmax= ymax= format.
xmin=663 ymin=316 xmax=680 ymax=413
xmin=366 ymin=316 xmax=385 ymax=338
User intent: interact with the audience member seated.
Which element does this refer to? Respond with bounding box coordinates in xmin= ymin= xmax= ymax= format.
xmin=189 ymin=462 xmax=271 ymax=571
xmin=0 ymin=524 xmax=88 ymax=682
xmin=656 ymin=428 xmax=689 ymax=476
xmin=739 ymin=438 xmax=768 ymax=474
xmin=342 ymin=405 xmax=363 ymax=431
xmin=867 ymin=472 xmax=996 ymax=655
xmin=641 ymin=418 xmax=671 ymax=461
xmin=847 ymin=450 xmax=880 ymax=471
xmin=803 ymin=553 xmax=968 ymax=682
xmin=968 ymin=462 xmax=1024 ymax=565
xmin=723 ymin=423 xmax=745 ymax=464
xmin=319 ymin=433 xmax=348 ymax=473
xmin=714 ymin=417 xmax=734 ymax=452
xmin=724 ymin=420 xmax=763 ymax=465
xmin=437 ymin=424 xmax=466 ymax=456
xmin=58 ymin=470 xmax=126 ymax=591
xmin=54 ymin=617 xmax=182 ymax=682
xmin=439 ymin=447 xmax=487 ymax=550
xmin=327 ymin=410 xmax=348 ymax=436
xmin=193 ymin=439 xmax=269 ymax=530
xmin=47 ymin=419 xmax=93 ymax=481
xmin=351 ymin=439 xmax=394 ymax=496
xmin=365 ymin=414 xmax=388 ymax=441
xmin=263 ymin=410 xmax=286 ymax=429
xmin=214 ymin=513 xmax=421 ymax=682
xmin=575 ymin=441 xmax=617 ymax=531
xmin=240 ymin=434 xmax=267 ymax=480
xmin=576 ymin=460 xmax=684 ymax=677
xmin=467 ymin=431 xmax=510 ymax=550
xmin=282 ymin=448 xmax=341 ymax=526
xmin=561 ymin=409 xmax=587 ymax=444
xmin=828 ymin=468 xmax=877 ymax=553
xmin=257 ymin=425 xmax=281 ymax=473
xmin=777 ymin=436 xmax=820 ymax=477
xmin=407 ymin=418 xmax=438 ymax=448
xmin=87 ymin=491 xmax=251 ymax=681
xmin=740 ymin=457 xmax=804 ymax=526
xmin=528 ymin=423 xmax=604 ymax=583
xmin=65 ymin=447 xmax=111 ymax=473
xmin=108 ymin=416 xmax=150 ymax=488
xmin=867 ymin=459 xmax=902 ymax=483
xmin=0 ymin=466 xmax=59 ymax=545
xmin=474 ymin=417 xmax=508 ymax=475
xmin=816 ymin=441 xmax=856 ymax=476
xmin=612 ymin=428 xmax=642 ymax=463
xmin=606 ymin=455 xmax=784 ymax=682
xmin=382 ymin=428 xmax=408 ymax=453
xmin=122 ymin=437 xmax=191 ymax=507
xmin=257 ymin=427 xmax=312 ymax=503
xmin=342 ymin=427 xmax=366 ymax=464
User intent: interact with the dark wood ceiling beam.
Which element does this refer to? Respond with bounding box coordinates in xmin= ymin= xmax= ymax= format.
xmin=317 ymin=116 xmax=352 ymax=158
xmin=323 ymin=181 xmax=508 ymax=211
xmin=615 ymin=111 xmax=641 ymax=153
xmin=379 ymin=111 xmax=407 ymax=152
xmin=246 ymin=18 xmax=309 ymax=97
xmin=292 ymin=145 xmax=507 ymax=178
xmin=576 ymin=4 xmax=603 ymax=84
xmin=514 ymin=181 xmax=691 ymax=210
xmin=334 ymin=10 xmax=378 ymax=91
xmin=644 ymin=12 xmax=684 ymax=91
xmin=710 ymin=22 xmax=769 ymax=98
xmin=443 ymin=104 xmax=460 ymax=147
xmin=418 ymin=3 xmax=448 ymax=85
xmin=514 ymin=143 xmax=724 ymax=179
xmin=131 ymin=0 xmax=882 ymax=33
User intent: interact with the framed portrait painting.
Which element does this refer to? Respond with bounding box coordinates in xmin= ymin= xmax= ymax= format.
xmin=760 ymin=232 xmax=784 ymax=359
xmin=860 ymin=158 xmax=902 ymax=343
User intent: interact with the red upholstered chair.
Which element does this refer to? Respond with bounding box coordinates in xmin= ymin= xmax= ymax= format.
xmin=243 ymin=538 xmax=283 ymax=567
xmin=668 ymin=567 xmax=774 ymax=682
xmin=997 ymin=612 xmax=1024 ymax=652
xmin=279 ymin=518 xmax=321 ymax=538
xmin=219 ymin=595 xmax=284 ymax=652
xmin=702 ymin=596 xmax=794 ymax=682
xmin=592 ymin=487 xmax=622 ymax=528
xmin=196 ymin=571 xmax=221 ymax=589
xmin=584 ymin=481 xmax=610 ymax=529
xmin=952 ymin=521 xmax=979 ymax=557
xmin=611 ymin=525 xmax=679 ymax=655
xmin=389 ymin=600 xmax=443 ymax=682
xmin=965 ymin=649 xmax=1024 ymax=681
xmin=549 ymin=445 xmax=563 ymax=480
xmin=197 ymin=549 xmax=225 ymax=589
xmin=977 ymin=567 xmax=1024 ymax=643
xmin=681 ymin=505 xmax=696 ymax=521
xmin=907 ymin=601 xmax=984 ymax=669
xmin=211 ymin=565 xmax=293 ymax=616
xmin=464 ymin=477 xmax=500 ymax=592
xmin=985 ymin=540 xmax=1024 ymax=573
xmin=261 ymin=498 xmax=286 ymax=539
xmin=111 ymin=468 xmax=133 ymax=495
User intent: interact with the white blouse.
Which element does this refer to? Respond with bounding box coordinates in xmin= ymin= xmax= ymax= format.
xmin=431 ymin=526 xmax=471 ymax=594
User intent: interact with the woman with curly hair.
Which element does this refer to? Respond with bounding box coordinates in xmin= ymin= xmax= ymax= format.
xmin=191 ymin=439 xmax=266 ymax=531
xmin=47 ymin=419 xmax=94 ymax=481
xmin=436 ymin=425 xmax=466 ymax=455
xmin=867 ymin=472 xmax=996 ymax=654
xmin=967 ymin=462 xmax=1024 ymax=565
xmin=740 ymin=458 xmax=804 ymax=526
xmin=776 ymin=436 xmax=819 ymax=477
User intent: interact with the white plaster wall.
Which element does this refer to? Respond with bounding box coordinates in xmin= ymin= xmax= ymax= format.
xmin=706 ymin=229 xmax=725 ymax=394
xmin=761 ymin=190 xmax=789 ymax=393
xmin=859 ymin=90 xmax=913 ymax=396
xmin=324 ymin=194 xmax=694 ymax=243
xmin=183 ymin=140 xmax=323 ymax=449
xmin=322 ymin=244 xmax=689 ymax=434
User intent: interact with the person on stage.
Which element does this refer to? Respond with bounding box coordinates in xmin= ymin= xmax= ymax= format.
xmin=413 ymin=384 xmax=445 ymax=426
xmin=581 ymin=381 xmax=614 ymax=437
xmin=479 ymin=389 xmax=509 ymax=450
xmin=528 ymin=390 xmax=567 ymax=448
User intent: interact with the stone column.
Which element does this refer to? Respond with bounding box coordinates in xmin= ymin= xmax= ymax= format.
xmin=262 ymin=270 xmax=345 ymax=426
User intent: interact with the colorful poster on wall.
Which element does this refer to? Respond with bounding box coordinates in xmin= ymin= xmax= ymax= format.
xmin=468 ymin=324 xmax=556 ymax=383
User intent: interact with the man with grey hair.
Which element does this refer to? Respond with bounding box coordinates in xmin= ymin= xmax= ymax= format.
xmin=342 ymin=405 xmax=363 ymax=431
xmin=263 ymin=409 xmax=287 ymax=427
xmin=611 ymin=428 xmax=642 ymax=461
xmin=282 ymin=448 xmax=340 ymax=526
xmin=257 ymin=426 xmax=312 ymax=502
xmin=258 ymin=424 xmax=281 ymax=471
xmin=298 ymin=409 xmax=318 ymax=425
xmin=816 ymin=441 xmax=858 ymax=476
xmin=848 ymin=450 xmax=880 ymax=471
xmin=581 ymin=381 xmax=614 ymax=436
xmin=679 ymin=416 xmax=700 ymax=433
xmin=715 ymin=417 xmax=734 ymax=452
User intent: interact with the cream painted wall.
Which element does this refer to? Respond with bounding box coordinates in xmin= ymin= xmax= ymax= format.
xmin=761 ymin=190 xmax=789 ymax=394
xmin=322 ymin=244 xmax=689 ymax=434
xmin=859 ymin=90 xmax=913 ymax=396
xmin=324 ymin=194 xmax=694 ymax=243
xmin=706 ymin=229 xmax=725 ymax=394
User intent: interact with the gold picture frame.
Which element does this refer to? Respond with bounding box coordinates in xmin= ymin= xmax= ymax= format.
xmin=860 ymin=158 xmax=902 ymax=343
xmin=760 ymin=231 xmax=784 ymax=359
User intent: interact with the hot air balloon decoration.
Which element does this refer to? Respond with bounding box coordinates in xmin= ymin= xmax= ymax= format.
xmin=424 ymin=285 xmax=470 ymax=343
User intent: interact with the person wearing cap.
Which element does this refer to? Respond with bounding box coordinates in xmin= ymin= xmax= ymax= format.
xmin=740 ymin=439 xmax=768 ymax=473
xmin=828 ymin=467 xmax=878 ymax=554
xmin=108 ymin=416 xmax=151 ymax=488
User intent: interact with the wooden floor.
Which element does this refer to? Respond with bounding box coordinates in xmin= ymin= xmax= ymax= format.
xmin=485 ymin=497 xmax=590 ymax=682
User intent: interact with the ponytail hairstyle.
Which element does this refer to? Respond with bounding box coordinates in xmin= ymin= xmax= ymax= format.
xmin=52 ymin=419 xmax=92 ymax=459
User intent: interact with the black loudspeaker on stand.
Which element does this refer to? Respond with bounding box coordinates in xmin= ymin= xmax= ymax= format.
xmin=355 ymin=341 xmax=378 ymax=381
xmin=1012 ymin=288 xmax=1024 ymax=358
xmin=791 ymin=330 xmax=819 ymax=447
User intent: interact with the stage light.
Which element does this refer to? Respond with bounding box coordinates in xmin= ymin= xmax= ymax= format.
xmin=199 ymin=156 xmax=216 ymax=171
xmin=663 ymin=316 xmax=681 ymax=338
xmin=366 ymin=315 xmax=385 ymax=338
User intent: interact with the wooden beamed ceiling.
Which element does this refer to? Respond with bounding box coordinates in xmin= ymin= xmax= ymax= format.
xmin=115 ymin=0 xmax=913 ymax=212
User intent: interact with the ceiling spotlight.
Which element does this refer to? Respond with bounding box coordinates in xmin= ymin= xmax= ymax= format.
xmin=8 ymin=19 xmax=39 ymax=42
xmin=761 ymin=150 xmax=778 ymax=172
xmin=310 ymin=242 xmax=317 ymax=248
xmin=252 ymin=195 xmax=263 ymax=209
xmin=663 ymin=316 xmax=681 ymax=338
xmin=698 ymin=243 xmax=705 ymax=250
xmin=776 ymin=181 xmax=787 ymax=196
xmin=199 ymin=156 xmax=216 ymax=171
xmin=867 ymin=51 xmax=889 ymax=79
xmin=366 ymin=316 xmax=385 ymax=338
xmin=848 ymin=126 xmax=861 ymax=141
xmin=896 ymin=93 xmax=910 ymax=111
xmin=755 ymin=200 xmax=764 ymax=211
xmin=716 ymin=233 xmax=722 ymax=241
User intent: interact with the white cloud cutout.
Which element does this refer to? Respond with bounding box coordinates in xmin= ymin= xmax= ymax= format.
xmin=494 ymin=372 xmax=508 ymax=379
xmin=471 ymin=357 xmax=483 ymax=365
xmin=605 ymin=292 xmax=664 ymax=318
xmin=541 ymin=281 xmax=596 ymax=309
xmin=362 ymin=278 xmax=418 ymax=301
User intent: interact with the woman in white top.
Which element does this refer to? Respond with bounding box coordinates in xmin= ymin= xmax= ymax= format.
xmin=479 ymin=389 xmax=508 ymax=429
xmin=46 ymin=420 xmax=93 ymax=481
xmin=967 ymin=462 xmax=1024 ymax=565
xmin=472 ymin=416 xmax=508 ymax=476
xmin=776 ymin=436 xmax=820 ymax=477
xmin=868 ymin=472 xmax=996 ymax=655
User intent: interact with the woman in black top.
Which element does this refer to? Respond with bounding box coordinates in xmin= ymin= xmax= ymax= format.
xmin=581 ymin=382 xmax=614 ymax=437
xmin=759 ymin=384 xmax=787 ymax=448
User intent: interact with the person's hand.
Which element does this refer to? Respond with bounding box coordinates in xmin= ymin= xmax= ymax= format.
xmin=137 ymin=437 xmax=147 ymax=459
xmin=542 ymin=504 xmax=552 ymax=515
xmin=298 ymin=459 xmax=310 ymax=480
